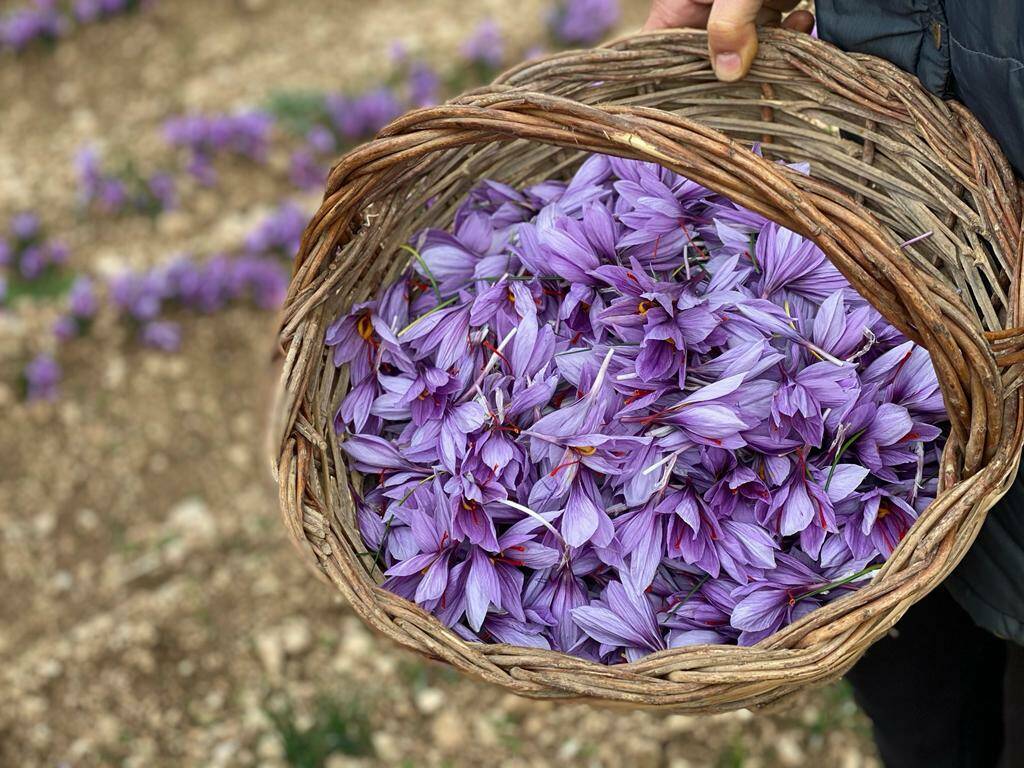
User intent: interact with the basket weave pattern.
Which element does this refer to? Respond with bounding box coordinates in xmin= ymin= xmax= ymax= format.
xmin=272 ymin=29 xmax=1024 ymax=711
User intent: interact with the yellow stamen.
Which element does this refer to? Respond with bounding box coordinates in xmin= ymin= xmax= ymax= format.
xmin=357 ymin=313 xmax=374 ymax=340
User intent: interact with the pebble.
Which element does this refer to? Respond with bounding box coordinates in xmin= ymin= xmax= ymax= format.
xmin=665 ymin=714 xmax=697 ymax=733
xmin=414 ymin=687 xmax=445 ymax=715
xmin=776 ymin=733 xmax=807 ymax=767
xmin=432 ymin=709 xmax=466 ymax=753
xmin=254 ymin=631 xmax=284 ymax=679
xmin=279 ymin=617 xmax=312 ymax=655
xmin=166 ymin=496 xmax=217 ymax=547
xmin=371 ymin=732 xmax=402 ymax=763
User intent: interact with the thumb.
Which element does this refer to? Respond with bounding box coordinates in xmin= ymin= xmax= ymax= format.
xmin=707 ymin=0 xmax=764 ymax=81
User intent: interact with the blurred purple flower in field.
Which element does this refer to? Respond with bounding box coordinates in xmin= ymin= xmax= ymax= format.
xmin=11 ymin=212 xmax=40 ymax=242
xmin=461 ymin=20 xmax=504 ymax=69
xmin=74 ymin=0 xmax=150 ymax=23
xmin=2 ymin=0 xmax=150 ymax=54
xmin=1 ymin=212 xmax=69 ymax=285
xmin=164 ymin=111 xmax=273 ymax=183
xmin=289 ymin=149 xmax=326 ymax=190
xmin=408 ymin=62 xmax=440 ymax=107
xmin=327 ymin=89 xmax=402 ymax=141
xmin=24 ymin=354 xmax=60 ymax=401
xmin=140 ymin=320 xmax=181 ymax=352
xmin=147 ymin=172 xmax=177 ymax=210
xmin=55 ymin=276 xmax=99 ymax=341
xmin=53 ymin=314 xmax=78 ymax=342
xmin=305 ymin=125 xmax=336 ymax=155
xmin=244 ymin=202 xmax=306 ymax=259
xmin=76 ymin=146 xmax=174 ymax=215
xmin=68 ymin=276 xmax=98 ymax=318
xmin=0 ymin=1 xmax=66 ymax=52
xmin=547 ymin=0 xmax=620 ymax=46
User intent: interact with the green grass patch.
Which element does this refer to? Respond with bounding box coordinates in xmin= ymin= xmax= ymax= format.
xmin=268 ymin=695 xmax=375 ymax=768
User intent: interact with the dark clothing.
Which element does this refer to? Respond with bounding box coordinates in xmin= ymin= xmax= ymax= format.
xmin=818 ymin=0 xmax=1024 ymax=646
xmin=846 ymin=587 xmax=1024 ymax=768
xmin=818 ymin=0 xmax=1024 ymax=176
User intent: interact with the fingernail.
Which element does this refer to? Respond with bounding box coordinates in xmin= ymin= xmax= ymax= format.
xmin=714 ymin=52 xmax=742 ymax=80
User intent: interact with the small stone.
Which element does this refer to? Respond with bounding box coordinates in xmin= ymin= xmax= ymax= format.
xmin=52 ymin=570 xmax=73 ymax=591
xmin=432 ymin=709 xmax=466 ymax=752
xmin=105 ymin=356 xmax=127 ymax=388
xmin=257 ymin=733 xmax=284 ymax=760
xmin=166 ymin=497 xmax=216 ymax=547
xmin=665 ymin=714 xmax=696 ymax=733
xmin=210 ymin=739 xmax=238 ymax=768
xmin=371 ymin=732 xmax=401 ymax=763
xmin=280 ymin=618 xmax=312 ymax=655
xmin=414 ymin=687 xmax=445 ymax=715
xmin=775 ymin=734 xmax=805 ymax=767
xmin=255 ymin=632 xmax=284 ymax=678
xmin=558 ymin=739 xmax=581 ymax=759
xmin=38 ymin=658 xmax=62 ymax=679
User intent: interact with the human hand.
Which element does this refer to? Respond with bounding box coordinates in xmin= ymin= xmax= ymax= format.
xmin=643 ymin=0 xmax=815 ymax=81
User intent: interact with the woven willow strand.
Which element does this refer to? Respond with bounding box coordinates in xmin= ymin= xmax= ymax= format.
xmin=271 ymin=29 xmax=1024 ymax=712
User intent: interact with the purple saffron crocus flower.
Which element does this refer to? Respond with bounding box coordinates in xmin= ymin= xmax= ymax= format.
xmin=730 ymin=552 xmax=831 ymax=645
xmin=844 ymin=487 xmax=918 ymax=557
xmin=572 ymin=577 xmax=665 ymax=662
xmin=755 ymin=222 xmax=849 ymax=305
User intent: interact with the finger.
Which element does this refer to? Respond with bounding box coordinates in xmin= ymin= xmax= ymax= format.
xmin=643 ymin=0 xmax=712 ymax=32
xmin=782 ymin=9 xmax=815 ymax=33
xmin=707 ymin=0 xmax=765 ymax=81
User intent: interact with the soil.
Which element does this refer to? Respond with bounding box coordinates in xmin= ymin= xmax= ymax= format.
xmin=0 ymin=1 xmax=879 ymax=765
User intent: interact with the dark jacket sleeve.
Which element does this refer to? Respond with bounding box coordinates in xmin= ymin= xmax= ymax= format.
xmin=818 ymin=0 xmax=1024 ymax=645
xmin=817 ymin=0 xmax=1024 ymax=176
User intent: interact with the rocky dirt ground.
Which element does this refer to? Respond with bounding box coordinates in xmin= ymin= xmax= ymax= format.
xmin=0 ymin=1 xmax=880 ymax=766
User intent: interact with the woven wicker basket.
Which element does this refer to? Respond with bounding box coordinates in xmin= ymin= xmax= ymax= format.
xmin=272 ymin=29 xmax=1024 ymax=712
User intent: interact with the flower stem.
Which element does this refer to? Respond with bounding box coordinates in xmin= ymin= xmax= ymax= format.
xmin=397 ymin=295 xmax=459 ymax=337
xmin=794 ymin=563 xmax=881 ymax=603
xmin=400 ymin=244 xmax=442 ymax=302
xmin=823 ymin=428 xmax=866 ymax=491
xmin=667 ymin=574 xmax=710 ymax=615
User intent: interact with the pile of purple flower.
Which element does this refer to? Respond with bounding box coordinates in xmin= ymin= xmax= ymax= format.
xmin=329 ymin=153 xmax=946 ymax=661
xmin=163 ymin=111 xmax=274 ymax=185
